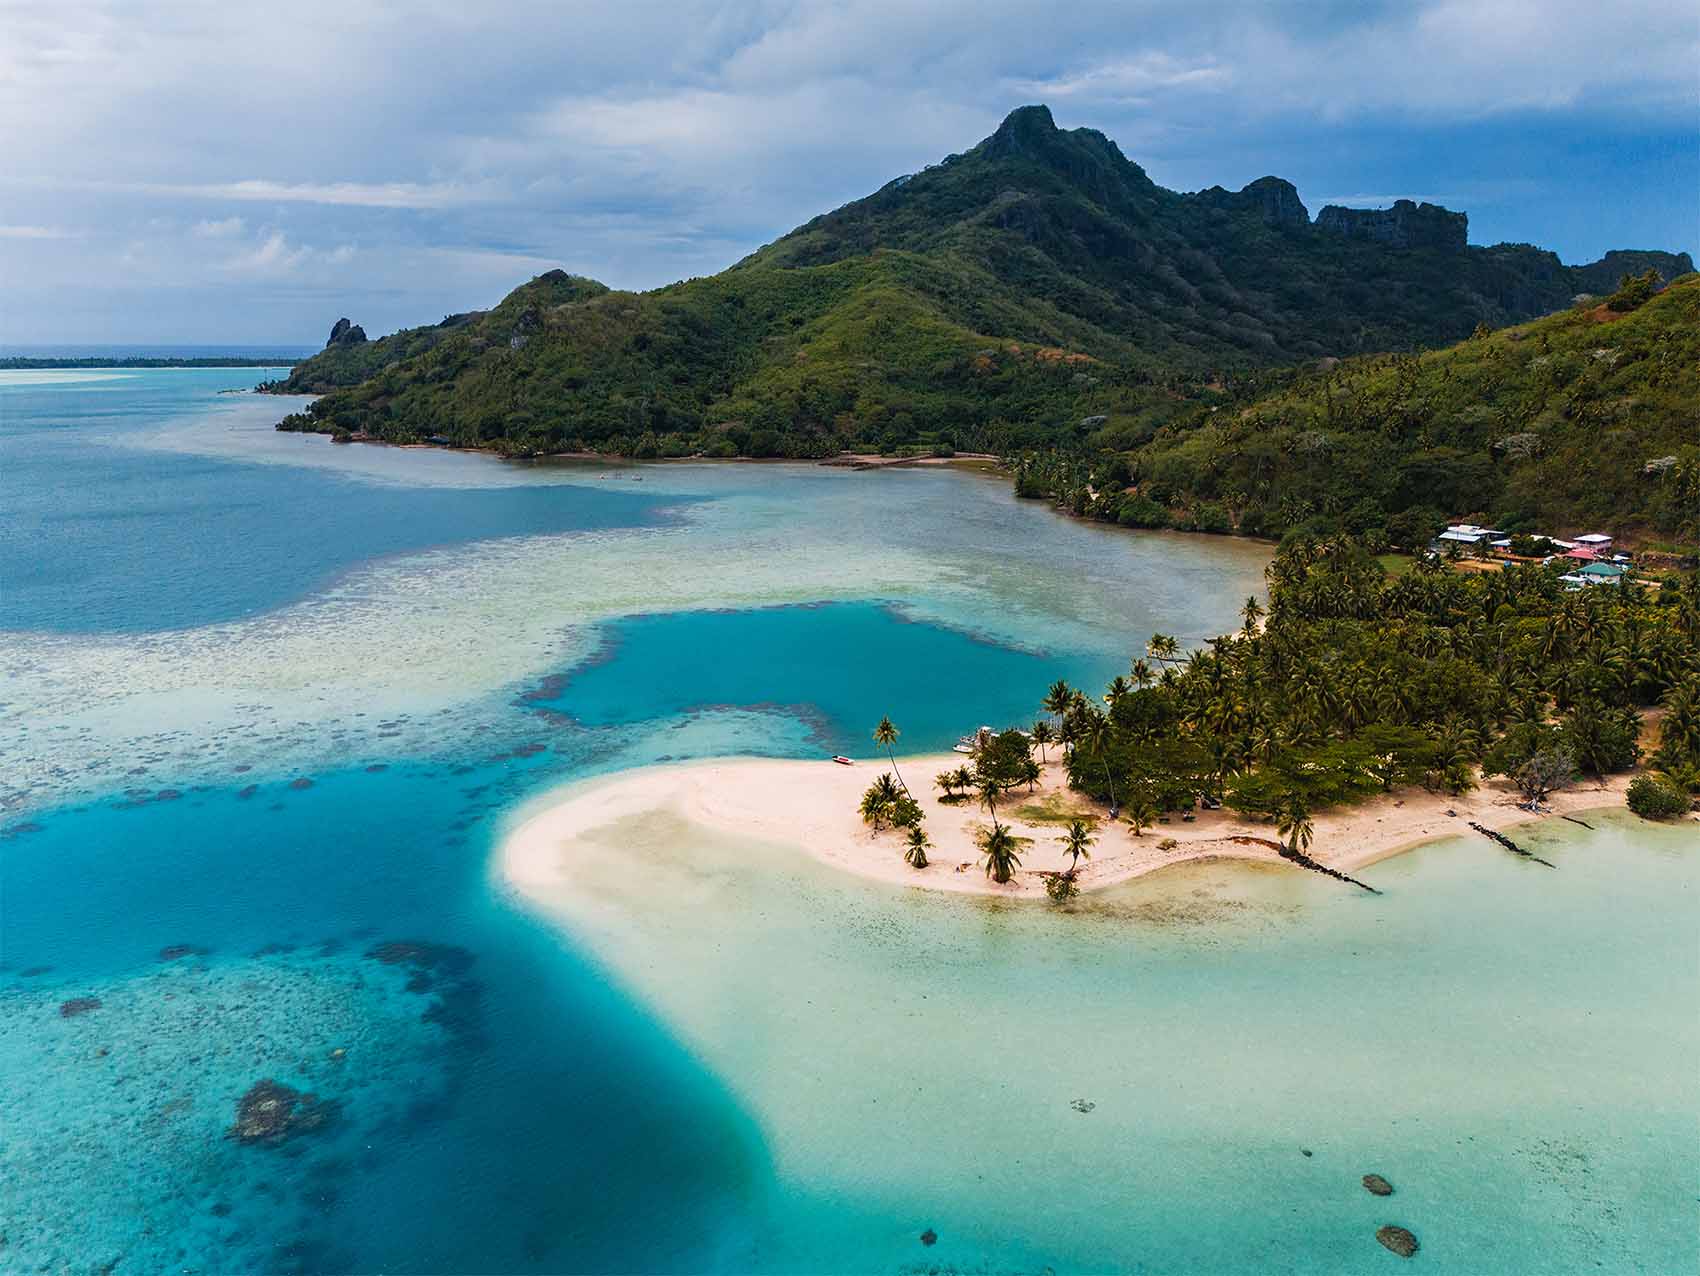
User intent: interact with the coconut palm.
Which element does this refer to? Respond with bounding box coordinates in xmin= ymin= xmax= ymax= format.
xmin=980 ymin=822 xmax=1022 ymax=884
xmin=1030 ymin=719 xmax=1054 ymax=762
xmin=1080 ymin=710 xmax=1118 ymax=815
xmin=1147 ymin=633 xmax=1181 ymax=663
xmin=1276 ymin=795 xmax=1314 ymax=858
xmin=1129 ymin=658 xmax=1155 ymax=689
xmin=1126 ymin=789 xmax=1158 ymax=837
xmin=1020 ymin=756 xmax=1041 ymax=791
xmin=954 ymin=764 xmax=975 ymax=793
xmin=904 ymin=824 xmax=930 ymax=869
xmin=1241 ymin=595 xmax=1265 ymax=635
xmin=874 ymin=715 xmax=909 ymax=795
xmin=1060 ymin=819 xmax=1096 ymax=872
xmin=976 ymin=773 xmax=1005 ymax=830
xmin=934 ymin=770 xmax=959 ymax=799
xmin=1042 ymin=679 xmax=1074 ymax=721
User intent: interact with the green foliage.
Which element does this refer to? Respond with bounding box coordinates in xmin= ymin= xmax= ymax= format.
xmin=1044 ymin=534 xmax=1699 ymax=826
xmin=263 ymin=108 xmax=1690 ymax=490
xmin=1626 ymin=774 xmax=1690 ymax=820
xmin=1013 ymin=276 xmax=1700 ymax=544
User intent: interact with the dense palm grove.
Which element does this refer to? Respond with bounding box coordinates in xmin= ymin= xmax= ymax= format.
xmin=857 ymin=539 xmax=1697 ymax=890
xmin=1052 ymin=539 xmax=1700 ymax=834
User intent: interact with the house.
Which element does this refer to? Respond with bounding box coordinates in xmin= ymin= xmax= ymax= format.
xmin=1560 ymin=561 xmax=1627 ymax=588
xmin=1438 ymin=523 xmax=1503 ymax=546
xmin=1562 ymin=546 xmax=1599 ymax=562
xmin=1575 ymin=533 xmax=1614 ymax=550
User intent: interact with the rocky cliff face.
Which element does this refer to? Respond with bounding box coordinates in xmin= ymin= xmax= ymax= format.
xmin=1193 ymin=176 xmax=1311 ymax=229
xmin=326 ymin=317 xmax=368 ymax=347
xmin=1314 ymin=200 xmax=1469 ymax=252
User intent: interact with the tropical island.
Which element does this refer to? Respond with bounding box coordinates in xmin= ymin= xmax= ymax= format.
xmin=505 ymin=533 xmax=1699 ymax=904
xmin=260 ymin=105 xmax=1696 ymax=554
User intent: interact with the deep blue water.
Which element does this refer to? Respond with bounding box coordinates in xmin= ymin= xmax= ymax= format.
xmin=0 ymin=370 xmax=673 ymax=631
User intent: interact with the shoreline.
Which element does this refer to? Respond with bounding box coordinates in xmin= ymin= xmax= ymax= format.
xmin=499 ymin=751 xmax=1633 ymax=904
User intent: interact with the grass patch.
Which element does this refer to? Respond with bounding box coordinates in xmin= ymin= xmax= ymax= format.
xmin=1010 ymin=791 xmax=1097 ymax=828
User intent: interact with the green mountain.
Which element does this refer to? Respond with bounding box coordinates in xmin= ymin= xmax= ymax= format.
xmin=1018 ymin=272 xmax=1700 ymax=545
xmin=270 ymin=104 xmax=1690 ymax=460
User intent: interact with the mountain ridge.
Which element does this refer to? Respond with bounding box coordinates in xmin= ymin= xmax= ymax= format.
xmin=269 ymin=104 xmax=1691 ymax=470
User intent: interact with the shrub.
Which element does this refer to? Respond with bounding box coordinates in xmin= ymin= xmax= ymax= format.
xmin=1627 ymin=774 xmax=1690 ymax=820
xmin=1116 ymin=495 xmax=1170 ymax=528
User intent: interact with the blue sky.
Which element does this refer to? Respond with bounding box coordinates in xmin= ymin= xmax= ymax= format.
xmin=2 ymin=0 xmax=1694 ymax=344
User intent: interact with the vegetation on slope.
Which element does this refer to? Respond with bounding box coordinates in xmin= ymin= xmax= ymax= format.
xmin=267 ymin=105 xmax=1690 ymax=468
xmin=1014 ymin=273 xmax=1700 ymax=545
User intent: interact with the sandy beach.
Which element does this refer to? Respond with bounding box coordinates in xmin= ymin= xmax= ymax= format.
xmin=501 ymin=750 xmax=1634 ymax=902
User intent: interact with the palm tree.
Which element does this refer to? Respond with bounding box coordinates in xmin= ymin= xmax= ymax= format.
xmin=1241 ymin=595 xmax=1264 ymax=636
xmin=1030 ymin=719 xmax=1054 ymax=762
xmin=1276 ymin=795 xmax=1314 ymax=858
xmin=954 ymin=764 xmax=975 ymax=793
xmin=980 ymin=822 xmax=1022 ymax=884
xmin=1147 ymin=633 xmax=1181 ymax=663
xmin=904 ymin=824 xmax=930 ymax=869
xmin=976 ymin=773 xmax=1005 ymax=830
xmin=874 ymin=716 xmax=909 ymax=795
xmin=1081 ymin=711 xmax=1118 ymax=816
xmin=934 ymin=770 xmax=959 ymax=799
xmin=1060 ymin=819 xmax=1096 ymax=872
xmin=1042 ymin=679 xmax=1075 ymax=722
xmin=1129 ymin=658 xmax=1155 ymax=689
xmin=1126 ymin=789 xmax=1158 ymax=836
xmin=1020 ymin=756 xmax=1041 ymax=791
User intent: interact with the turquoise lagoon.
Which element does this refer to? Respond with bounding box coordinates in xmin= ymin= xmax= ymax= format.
xmin=0 ymin=369 xmax=1694 ymax=1273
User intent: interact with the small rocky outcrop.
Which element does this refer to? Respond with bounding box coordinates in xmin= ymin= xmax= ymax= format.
xmin=326 ymin=318 xmax=368 ymax=348
xmin=1195 ymin=176 xmax=1310 ymax=229
xmin=1316 ymin=199 xmax=1467 ymax=252
xmin=1376 ymin=1225 xmax=1419 ymax=1258
xmin=58 ymin=996 xmax=101 ymax=1018
xmin=229 ymin=1079 xmax=337 ymax=1145
xmin=919 ymin=1229 xmax=937 ymax=1247
xmin=1363 ymin=1173 xmax=1394 ymax=1196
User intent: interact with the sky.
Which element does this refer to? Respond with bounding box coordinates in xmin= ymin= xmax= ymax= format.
xmin=2 ymin=0 xmax=1695 ymax=345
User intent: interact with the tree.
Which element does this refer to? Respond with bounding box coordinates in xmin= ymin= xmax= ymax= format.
xmin=1276 ymin=793 xmax=1314 ymax=857
xmin=904 ymin=823 xmax=932 ymax=867
xmin=1031 ymin=719 xmax=1054 ymax=762
xmin=980 ymin=822 xmax=1022 ymax=884
xmin=1126 ymin=786 xmax=1158 ymax=836
xmin=1147 ymin=633 xmax=1181 ymax=663
xmin=859 ymin=779 xmax=895 ymax=829
xmin=1081 ymin=711 xmax=1118 ymax=815
xmin=1042 ymin=678 xmax=1074 ymax=721
xmin=874 ymin=715 xmax=909 ymax=795
xmin=1514 ymin=748 xmax=1575 ymax=808
xmin=1060 ymin=819 xmax=1096 ymax=872
xmin=1020 ymin=756 xmax=1041 ymax=792
xmin=1241 ymin=595 xmax=1264 ymax=636
xmin=976 ymin=773 xmax=1005 ymax=829
xmin=935 ymin=770 xmax=959 ymax=799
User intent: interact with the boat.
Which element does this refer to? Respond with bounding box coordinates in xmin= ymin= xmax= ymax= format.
xmin=831 ymin=755 xmax=854 ymax=766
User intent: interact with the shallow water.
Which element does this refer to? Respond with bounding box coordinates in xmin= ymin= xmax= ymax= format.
xmin=1 ymin=369 xmax=1692 ymax=1273
xmin=523 ymin=806 xmax=1700 ymax=1274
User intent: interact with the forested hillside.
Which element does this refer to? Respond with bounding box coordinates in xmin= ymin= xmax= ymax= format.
xmin=1016 ymin=272 xmax=1700 ymax=545
xmin=268 ymin=105 xmax=1689 ymax=465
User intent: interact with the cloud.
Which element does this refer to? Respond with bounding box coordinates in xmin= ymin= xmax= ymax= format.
xmin=1009 ymin=53 xmax=1231 ymax=102
xmin=192 ymin=216 xmax=246 ymax=238
xmin=0 ymin=224 xmax=74 ymax=239
xmin=0 ymin=0 xmax=1692 ymax=343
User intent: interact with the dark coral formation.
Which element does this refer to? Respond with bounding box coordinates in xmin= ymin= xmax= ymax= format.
xmin=229 ymin=1079 xmax=338 ymax=1145
xmin=1363 ymin=1173 xmax=1394 ymax=1196
xmin=1376 ymin=1225 xmax=1419 ymax=1257
xmin=58 ymin=997 xmax=101 ymax=1018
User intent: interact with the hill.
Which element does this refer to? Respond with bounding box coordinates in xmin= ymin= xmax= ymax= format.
xmin=269 ymin=104 xmax=1690 ymax=461
xmin=1016 ymin=272 xmax=1700 ymax=545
